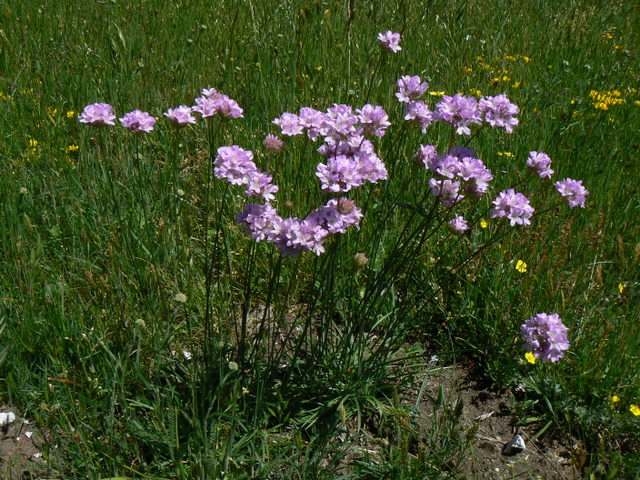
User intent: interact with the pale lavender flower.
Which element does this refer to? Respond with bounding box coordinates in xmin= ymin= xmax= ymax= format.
xmin=298 ymin=107 xmax=327 ymax=140
xmin=244 ymin=171 xmax=279 ymax=202
xmin=273 ymin=217 xmax=328 ymax=257
xmin=236 ymin=203 xmax=282 ymax=242
xmin=395 ymin=75 xmax=429 ymax=103
xmin=520 ymin=313 xmax=569 ymax=362
xmin=215 ymin=94 xmax=243 ymax=119
xmin=449 ymin=215 xmax=469 ymax=233
xmin=357 ymin=104 xmax=391 ymax=137
xmin=119 ymin=109 xmax=156 ymax=133
xmin=404 ymin=101 xmax=433 ymax=132
xmin=377 ymin=30 xmax=402 ymax=53
xmin=201 ymin=87 xmax=221 ymax=99
xmin=164 ymin=105 xmax=197 ymax=126
xmin=316 ymin=155 xmax=363 ymax=192
xmin=435 ymin=94 xmax=482 ymax=135
xmin=263 ymin=134 xmax=284 ymax=153
xmin=490 ymin=189 xmax=535 ymax=226
xmin=554 ymin=178 xmax=589 ymax=208
xmin=193 ymin=96 xmax=219 ymax=118
xmin=457 ymin=156 xmax=493 ymax=197
xmin=325 ymin=104 xmax=359 ymax=137
xmin=355 ymin=151 xmax=388 ymax=184
xmin=213 ymin=145 xmax=257 ymax=186
xmin=432 ymin=154 xmax=462 ymax=179
xmin=526 ymin=151 xmax=554 ymax=178
xmin=478 ymin=94 xmax=520 ymax=133
xmin=415 ymin=145 xmax=438 ymax=169
xmin=273 ymin=112 xmax=304 ymax=136
xmin=429 ymin=178 xmax=464 ymax=207
xmin=78 ymin=103 xmax=116 ymax=126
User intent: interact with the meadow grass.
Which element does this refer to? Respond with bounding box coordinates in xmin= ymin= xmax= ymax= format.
xmin=0 ymin=0 xmax=639 ymax=478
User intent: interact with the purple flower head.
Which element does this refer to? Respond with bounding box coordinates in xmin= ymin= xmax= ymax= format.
xmin=316 ymin=155 xmax=363 ymax=192
xmin=164 ymin=105 xmax=197 ymax=126
xmin=298 ymin=107 xmax=327 ymax=140
xmin=119 ymin=109 xmax=156 ymax=133
xmin=201 ymin=88 xmax=221 ymax=99
xmin=215 ymin=94 xmax=244 ymax=119
xmin=263 ymin=134 xmax=284 ymax=153
xmin=193 ymin=93 xmax=243 ymax=119
xmin=526 ymin=151 xmax=554 ymax=179
xmin=478 ymin=94 xmax=520 ymax=133
xmin=554 ymin=178 xmax=589 ymax=208
xmin=273 ymin=112 xmax=304 ymax=136
xmin=78 ymin=103 xmax=116 ymax=126
xmin=357 ymin=104 xmax=391 ymax=137
xmin=311 ymin=198 xmax=363 ymax=234
xmin=272 ymin=217 xmax=328 ymax=257
xmin=435 ymin=94 xmax=482 ymax=135
xmin=404 ymin=101 xmax=433 ymax=132
xmin=449 ymin=215 xmax=469 ymax=233
xmin=490 ymin=189 xmax=535 ymax=226
xmin=377 ymin=31 xmax=402 ymax=53
xmin=448 ymin=146 xmax=477 ymax=159
xmin=416 ymin=145 xmax=438 ymax=169
xmin=236 ymin=203 xmax=282 ymax=242
xmin=193 ymin=96 xmax=219 ymax=118
xmin=244 ymin=171 xmax=279 ymax=202
xmin=428 ymin=178 xmax=464 ymax=207
xmin=396 ymin=75 xmax=429 ymax=103
xmin=457 ymin=156 xmax=493 ymax=197
xmin=325 ymin=104 xmax=359 ymax=138
xmin=213 ymin=145 xmax=257 ymax=186
xmin=520 ymin=313 xmax=569 ymax=362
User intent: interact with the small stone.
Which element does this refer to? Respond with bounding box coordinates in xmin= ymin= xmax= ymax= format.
xmin=0 ymin=411 xmax=16 ymax=426
xmin=502 ymin=433 xmax=526 ymax=456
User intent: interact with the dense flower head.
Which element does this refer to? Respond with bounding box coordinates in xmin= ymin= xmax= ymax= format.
xmin=119 ymin=109 xmax=156 ymax=133
xmin=520 ymin=313 xmax=570 ymax=362
xmin=449 ymin=215 xmax=469 ymax=233
xmin=396 ymin=75 xmax=429 ymax=103
xmin=429 ymin=178 xmax=464 ymax=207
xmin=214 ymin=145 xmax=257 ymax=186
xmin=236 ymin=203 xmax=282 ymax=242
xmin=78 ymin=103 xmax=116 ymax=126
xmin=193 ymin=92 xmax=243 ymax=119
xmin=298 ymin=107 xmax=327 ymax=140
xmin=554 ymin=178 xmax=589 ymax=208
xmin=325 ymin=103 xmax=360 ymax=137
xmin=316 ymin=155 xmax=365 ymax=192
xmin=526 ymin=151 xmax=554 ymax=178
xmin=377 ymin=30 xmax=402 ymax=53
xmin=435 ymin=94 xmax=482 ymax=135
xmin=357 ymin=104 xmax=391 ymax=137
xmin=404 ymin=101 xmax=433 ymax=132
xmin=164 ymin=105 xmax=197 ymax=126
xmin=415 ymin=144 xmax=438 ymax=169
xmin=311 ymin=198 xmax=363 ymax=234
xmin=478 ymin=94 xmax=520 ymax=133
xmin=457 ymin=156 xmax=493 ymax=197
xmin=263 ymin=134 xmax=284 ymax=153
xmin=273 ymin=112 xmax=304 ymax=136
xmin=490 ymin=189 xmax=535 ymax=226
xmin=244 ymin=171 xmax=279 ymax=202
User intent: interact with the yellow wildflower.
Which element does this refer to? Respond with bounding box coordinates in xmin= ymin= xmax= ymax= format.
xmin=66 ymin=110 xmax=76 ymax=118
xmin=515 ymin=260 xmax=527 ymax=273
xmin=497 ymin=151 xmax=514 ymax=157
xmin=512 ymin=81 xmax=522 ymax=88
xmin=47 ymin=106 xmax=58 ymax=117
xmin=504 ymin=55 xmax=517 ymax=61
xmin=480 ymin=219 xmax=488 ymax=229
xmin=603 ymin=33 xmax=613 ymax=40
xmin=521 ymin=56 xmax=531 ymax=63
xmin=618 ymin=283 xmax=625 ymax=294
xmin=65 ymin=144 xmax=79 ymax=154
xmin=594 ymin=102 xmax=609 ymax=111
xmin=468 ymin=88 xmax=482 ymax=97
xmin=630 ymin=405 xmax=640 ymax=416
xmin=614 ymin=45 xmax=622 ymax=50
xmin=476 ymin=55 xmax=484 ymax=61
xmin=28 ymin=139 xmax=38 ymax=149
xmin=463 ymin=67 xmax=473 ymax=74
xmin=635 ymin=100 xmax=640 ymax=107
xmin=525 ymin=352 xmax=536 ymax=364
xmin=429 ymin=91 xmax=445 ymax=97
xmin=314 ymin=65 xmax=323 ymax=71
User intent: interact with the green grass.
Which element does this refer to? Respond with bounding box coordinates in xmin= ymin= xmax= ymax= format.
xmin=1 ymin=0 xmax=639 ymax=478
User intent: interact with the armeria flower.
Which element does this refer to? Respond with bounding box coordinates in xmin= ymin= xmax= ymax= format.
xmin=457 ymin=156 xmax=493 ymax=197
xmin=193 ymin=94 xmax=243 ymax=119
xmin=526 ymin=151 xmax=554 ymax=178
xmin=554 ymin=178 xmax=589 ymax=208
xmin=78 ymin=103 xmax=116 ymax=126
xmin=316 ymin=155 xmax=363 ymax=192
xmin=312 ymin=198 xmax=363 ymax=234
xmin=478 ymin=94 xmax=520 ymax=133
xmin=273 ymin=112 xmax=304 ymax=136
xmin=449 ymin=215 xmax=469 ymax=233
xmin=119 ymin=109 xmax=156 ymax=133
xmin=490 ymin=189 xmax=535 ymax=226
xmin=428 ymin=178 xmax=464 ymax=207
xmin=415 ymin=144 xmax=438 ymax=169
xmin=236 ymin=203 xmax=282 ymax=242
xmin=395 ymin=75 xmax=429 ymax=103
xmin=435 ymin=94 xmax=482 ymax=135
xmin=215 ymin=94 xmax=244 ymax=119
xmin=357 ymin=104 xmax=391 ymax=137
xmin=298 ymin=107 xmax=327 ymax=140
xmin=377 ymin=30 xmax=402 ymax=53
xmin=404 ymin=101 xmax=433 ymax=132
xmin=325 ymin=104 xmax=359 ymax=137
xmin=263 ymin=134 xmax=284 ymax=153
xmin=213 ymin=145 xmax=257 ymax=186
xmin=520 ymin=312 xmax=569 ymax=362
xmin=244 ymin=171 xmax=279 ymax=202
xmin=164 ymin=105 xmax=197 ymax=126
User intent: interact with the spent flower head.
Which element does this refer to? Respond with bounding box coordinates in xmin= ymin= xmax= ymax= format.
xmin=263 ymin=134 xmax=284 ymax=153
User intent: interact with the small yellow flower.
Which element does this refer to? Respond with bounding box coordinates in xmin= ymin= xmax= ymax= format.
xmin=476 ymin=55 xmax=484 ymax=61
xmin=594 ymin=102 xmax=609 ymax=111
xmin=468 ymin=88 xmax=482 ymax=97
xmin=47 ymin=106 xmax=58 ymax=117
xmin=504 ymin=55 xmax=517 ymax=62
xmin=497 ymin=151 xmax=514 ymax=157
xmin=610 ymin=395 xmax=620 ymax=405
xmin=314 ymin=65 xmax=323 ymax=71
xmin=603 ymin=33 xmax=613 ymax=40
xmin=635 ymin=100 xmax=640 ymax=107
xmin=521 ymin=56 xmax=531 ymax=63
xmin=429 ymin=91 xmax=445 ymax=97
xmin=463 ymin=67 xmax=473 ymax=74
xmin=502 ymin=75 xmax=511 ymax=82
xmin=630 ymin=404 xmax=640 ymax=416
xmin=66 ymin=110 xmax=76 ymax=118
xmin=525 ymin=352 xmax=536 ymax=364
xmin=512 ymin=81 xmax=522 ymax=88
xmin=618 ymin=283 xmax=625 ymax=294
xmin=614 ymin=45 xmax=622 ymax=50
xmin=480 ymin=219 xmax=488 ymax=229
xmin=65 ymin=144 xmax=79 ymax=154
xmin=28 ymin=139 xmax=38 ymax=149
xmin=515 ymin=260 xmax=527 ymax=273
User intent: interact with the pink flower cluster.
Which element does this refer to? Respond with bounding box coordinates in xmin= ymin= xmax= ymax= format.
xmin=377 ymin=31 xmax=402 ymax=53
xmin=272 ymin=103 xmax=389 ymax=193
xmin=521 ymin=313 xmax=569 ymax=362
